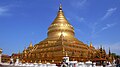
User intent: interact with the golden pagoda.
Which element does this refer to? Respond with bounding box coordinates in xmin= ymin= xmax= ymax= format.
xmin=20 ymin=4 xmax=105 ymax=64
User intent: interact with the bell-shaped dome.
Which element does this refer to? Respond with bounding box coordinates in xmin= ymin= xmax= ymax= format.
xmin=48 ymin=4 xmax=74 ymax=38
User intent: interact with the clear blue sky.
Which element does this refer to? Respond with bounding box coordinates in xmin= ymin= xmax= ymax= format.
xmin=0 ymin=0 xmax=120 ymax=55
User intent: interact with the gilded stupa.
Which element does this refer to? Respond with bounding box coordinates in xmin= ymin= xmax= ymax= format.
xmin=21 ymin=4 xmax=97 ymax=63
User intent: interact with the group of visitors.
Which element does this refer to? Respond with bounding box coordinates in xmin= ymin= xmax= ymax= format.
xmin=102 ymin=57 xmax=120 ymax=67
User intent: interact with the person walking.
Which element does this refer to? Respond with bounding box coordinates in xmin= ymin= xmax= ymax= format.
xmin=115 ymin=58 xmax=120 ymax=67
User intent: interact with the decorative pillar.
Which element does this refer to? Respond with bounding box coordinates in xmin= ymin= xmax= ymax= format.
xmin=0 ymin=48 xmax=2 ymax=63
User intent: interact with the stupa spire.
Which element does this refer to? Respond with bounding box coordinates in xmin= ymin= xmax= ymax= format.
xmin=59 ymin=3 xmax=62 ymax=11
xmin=48 ymin=3 xmax=74 ymax=38
xmin=29 ymin=42 xmax=33 ymax=48
xmin=109 ymin=47 xmax=111 ymax=57
xmin=90 ymin=42 xmax=93 ymax=47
